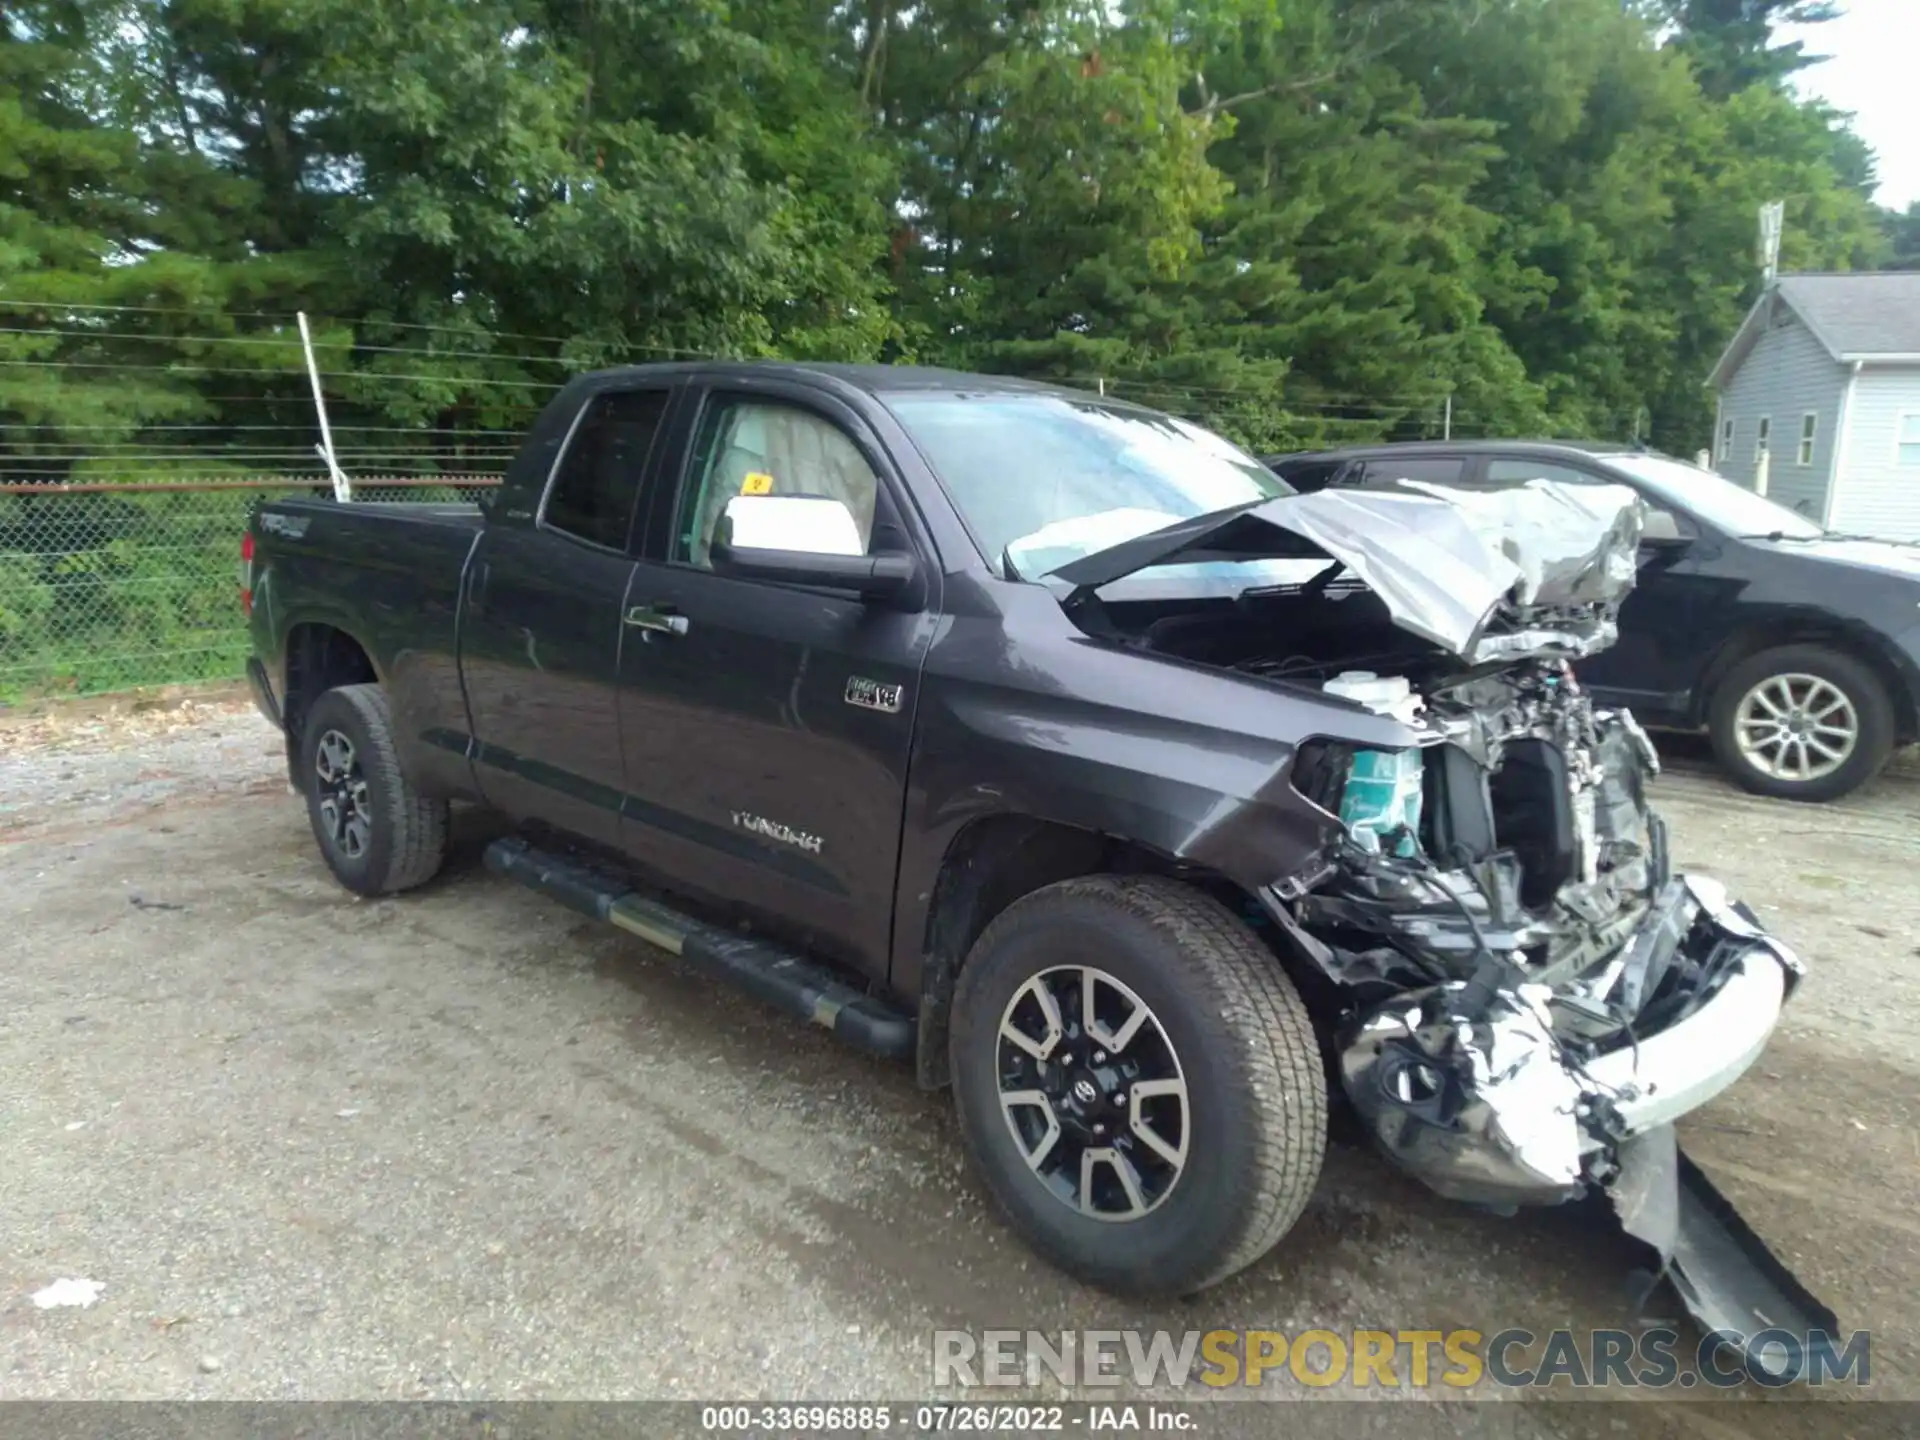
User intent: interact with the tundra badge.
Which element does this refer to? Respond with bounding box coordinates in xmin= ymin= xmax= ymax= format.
xmin=845 ymin=676 xmax=904 ymax=714
xmin=732 ymin=812 xmax=824 ymax=855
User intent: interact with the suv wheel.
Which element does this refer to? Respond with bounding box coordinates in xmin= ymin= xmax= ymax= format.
xmin=301 ymin=683 xmax=450 ymax=895
xmin=1707 ymin=645 xmax=1894 ymax=803
xmin=949 ymin=875 xmax=1326 ymax=1296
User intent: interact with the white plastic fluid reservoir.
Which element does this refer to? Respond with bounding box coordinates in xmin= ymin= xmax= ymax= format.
xmin=1322 ymin=671 xmax=1421 ymax=724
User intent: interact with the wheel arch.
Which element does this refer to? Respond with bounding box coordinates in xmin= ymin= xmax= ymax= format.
xmin=281 ymin=620 xmax=382 ymax=770
xmin=1693 ymin=617 xmax=1917 ymax=743
xmin=910 ymin=813 xmax=1294 ymax=1090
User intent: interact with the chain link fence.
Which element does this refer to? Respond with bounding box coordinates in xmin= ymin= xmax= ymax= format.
xmin=0 ymin=477 xmax=501 ymax=700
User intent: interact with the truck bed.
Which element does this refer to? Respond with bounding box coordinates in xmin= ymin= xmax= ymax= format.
xmin=248 ymin=497 xmax=487 ymax=788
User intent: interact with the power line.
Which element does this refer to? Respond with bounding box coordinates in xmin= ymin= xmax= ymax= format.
xmin=0 ymin=299 xmax=721 ymax=358
xmin=0 ymin=423 xmax=521 ymax=434
xmin=0 ymin=357 xmax=570 ymax=388
xmin=0 ymin=323 xmax=587 ymax=370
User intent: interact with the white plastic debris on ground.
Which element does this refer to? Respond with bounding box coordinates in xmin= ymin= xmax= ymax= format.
xmin=31 ymin=1278 xmax=106 ymax=1309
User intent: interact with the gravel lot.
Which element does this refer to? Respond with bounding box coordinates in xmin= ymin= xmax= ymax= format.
xmin=2 ymin=691 xmax=1917 ymax=1428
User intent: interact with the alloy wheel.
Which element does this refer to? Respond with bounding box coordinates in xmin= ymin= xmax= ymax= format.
xmin=995 ymin=965 xmax=1189 ymax=1222
xmin=1733 ymin=673 xmax=1858 ymax=784
xmin=313 ymin=728 xmax=373 ymax=860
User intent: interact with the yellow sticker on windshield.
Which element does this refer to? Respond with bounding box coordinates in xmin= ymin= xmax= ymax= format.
xmin=741 ymin=471 xmax=774 ymax=495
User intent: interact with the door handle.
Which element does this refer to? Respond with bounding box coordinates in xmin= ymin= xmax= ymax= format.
xmin=625 ymin=605 xmax=689 ymax=638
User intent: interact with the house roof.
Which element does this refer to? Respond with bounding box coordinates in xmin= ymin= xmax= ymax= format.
xmin=1708 ymin=272 xmax=1920 ymax=389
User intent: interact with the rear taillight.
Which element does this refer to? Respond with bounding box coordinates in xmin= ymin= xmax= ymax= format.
xmin=240 ymin=531 xmax=255 ymax=614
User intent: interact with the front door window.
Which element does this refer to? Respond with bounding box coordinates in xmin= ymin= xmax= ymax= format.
xmin=673 ymin=400 xmax=881 ymax=567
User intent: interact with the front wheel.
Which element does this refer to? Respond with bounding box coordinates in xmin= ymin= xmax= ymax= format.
xmin=301 ymin=683 xmax=449 ymax=895
xmin=949 ymin=875 xmax=1326 ymax=1297
xmin=1707 ymin=645 xmax=1895 ymax=803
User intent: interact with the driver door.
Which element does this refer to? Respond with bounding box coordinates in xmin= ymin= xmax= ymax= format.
xmin=613 ymin=381 xmax=936 ymax=980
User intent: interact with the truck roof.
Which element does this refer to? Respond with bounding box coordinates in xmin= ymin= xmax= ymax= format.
xmin=572 ymin=359 xmax=1094 ymax=398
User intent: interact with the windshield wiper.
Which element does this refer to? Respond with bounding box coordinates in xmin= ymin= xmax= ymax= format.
xmin=1737 ymin=530 xmax=1920 ymax=546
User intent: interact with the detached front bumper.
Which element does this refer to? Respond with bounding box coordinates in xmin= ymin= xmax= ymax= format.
xmin=1586 ymin=877 xmax=1798 ymax=1136
xmin=1340 ymin=874 xmax=1803 ymax=1211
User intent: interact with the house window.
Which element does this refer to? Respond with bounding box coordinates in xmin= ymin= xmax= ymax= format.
xmin=1900 ymin=414 xmax=1920 ymax=468
xmin=1754 ymin=415 xmax=1771 ymax=462
xmin=1798 ymin=412 xmax=1817 ymax=467
xmin=1717 ymin=416 xmax=1733 ymax=462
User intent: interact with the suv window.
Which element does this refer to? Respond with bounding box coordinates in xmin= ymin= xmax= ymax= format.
xmin=674 ymin=398 xmax=879 ymax=567
xmin=1485 ymin=458 xmax=1597 ymax=487
xmin=1267 ymin=457 xmax=1342 ymax=491
xmin=1359 ymin=456 xmax=1466 ymax=486
xmin=542 ymin=389 xmax=671 ymax=549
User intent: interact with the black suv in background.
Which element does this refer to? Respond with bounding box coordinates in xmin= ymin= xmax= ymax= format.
xmin=1262 ymin=441 xmax=1920 ymax=802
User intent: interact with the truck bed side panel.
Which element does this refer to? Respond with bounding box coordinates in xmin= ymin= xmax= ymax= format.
xmin=251 ymin=500 xmax=484 ymax=798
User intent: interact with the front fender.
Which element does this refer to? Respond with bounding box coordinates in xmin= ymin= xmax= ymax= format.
xmin=889 ymin=662 xmax=1406 ymax=996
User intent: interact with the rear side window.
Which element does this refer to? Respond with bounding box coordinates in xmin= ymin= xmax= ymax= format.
xmin=1485 ymin=458 xmax=1597 ymax=486
xmin=1358 ymin=456 xmax=1466 ymax=486
xmin=542 ymin=389 xmax=671 ymax=549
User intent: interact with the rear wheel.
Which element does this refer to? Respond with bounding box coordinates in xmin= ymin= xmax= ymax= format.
xmin=301 ymin=683 xmax=449 ymax=895
xmin=949 ymin=875 xmax=1326 ymax=1296
xmin=1708 ymin=645 xmax=1894 ymax=803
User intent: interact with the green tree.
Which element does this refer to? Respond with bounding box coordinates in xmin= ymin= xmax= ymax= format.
xmin=1652 ymin=0 xmax=1840 ymax=100
xmin=1880 ymin=202 xmax=1920 ymax=272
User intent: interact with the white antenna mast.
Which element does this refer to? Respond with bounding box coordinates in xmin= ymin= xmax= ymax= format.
xmin=1758 ymin=200 xmax=1785 ymax=289
xmin=298 ymin=311 xmax=351 ymax=502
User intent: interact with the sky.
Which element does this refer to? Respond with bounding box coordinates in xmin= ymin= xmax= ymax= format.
xmin=1779 ymin=0 xmax=1920 ymax=211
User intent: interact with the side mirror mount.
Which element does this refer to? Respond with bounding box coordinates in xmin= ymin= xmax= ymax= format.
xmin=1640 ymin=508 xmax=1697 ymax=548
xmin=710 ymin=493 xmax=919 ymax=603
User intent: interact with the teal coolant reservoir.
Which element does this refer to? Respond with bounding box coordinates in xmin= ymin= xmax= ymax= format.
xmin=1322 ymin=671 xmax=1424 ymax=857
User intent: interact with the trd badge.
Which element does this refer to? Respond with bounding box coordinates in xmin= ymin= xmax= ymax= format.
xmin=845 ymin=676 xmax=904 ymax=714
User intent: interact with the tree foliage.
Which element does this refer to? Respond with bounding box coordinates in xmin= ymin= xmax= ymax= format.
xmin=0 ymin=0 xmax=1900 ymax=471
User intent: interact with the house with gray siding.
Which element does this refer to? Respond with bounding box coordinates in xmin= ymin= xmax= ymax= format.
xmin=1708 ymin=272 xmax=1920 ymax=539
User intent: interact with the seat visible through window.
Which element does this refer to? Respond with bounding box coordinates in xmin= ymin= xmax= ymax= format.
xmin=678 ymin=401 xmax=879 ymax=567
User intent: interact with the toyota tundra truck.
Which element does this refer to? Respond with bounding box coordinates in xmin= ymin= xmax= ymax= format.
xmin=243 ymin=361 xmax=1833 ymax=1376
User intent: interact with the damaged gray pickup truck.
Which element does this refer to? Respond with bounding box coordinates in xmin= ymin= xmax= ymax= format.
xmin=245 ymin=365 xmax=1832 ymax=1380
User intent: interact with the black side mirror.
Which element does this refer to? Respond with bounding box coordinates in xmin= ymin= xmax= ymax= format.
xmin=711 ymin=538 xmax=919 ymax=602
xmin=710 ymin=494 xmax=918 ymax=603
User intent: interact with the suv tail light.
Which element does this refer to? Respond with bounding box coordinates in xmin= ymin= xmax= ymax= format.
xmin=240 ymin=531 xmax=255 ymax=614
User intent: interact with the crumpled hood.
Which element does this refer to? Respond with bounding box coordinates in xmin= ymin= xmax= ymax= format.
xmin=1048 ymin=480 xmax=1645 ymax=662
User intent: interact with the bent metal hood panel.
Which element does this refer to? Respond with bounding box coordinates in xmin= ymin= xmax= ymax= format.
xmin=1049 ymin=481 xmax=1645 ymax=661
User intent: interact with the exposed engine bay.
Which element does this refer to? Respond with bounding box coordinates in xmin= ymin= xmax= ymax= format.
xmin=1044 ymin=478 xmax=1835 ymax=1379
xmin=1283 ymin=662 xmax=1797 ymax=1207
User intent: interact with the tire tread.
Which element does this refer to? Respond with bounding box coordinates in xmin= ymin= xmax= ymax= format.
xmin=960 ymin=874 xmax=1326 ymax=1292
xmin=310 ymin=683 xmax=449 ymax=893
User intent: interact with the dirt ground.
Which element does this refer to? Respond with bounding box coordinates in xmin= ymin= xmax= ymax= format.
xmin=1 ymin=692 xmax=1916 ymax=1429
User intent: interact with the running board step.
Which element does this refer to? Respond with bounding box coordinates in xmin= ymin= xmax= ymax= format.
xmin=484 ymin=837 xmax=915 ymax=1061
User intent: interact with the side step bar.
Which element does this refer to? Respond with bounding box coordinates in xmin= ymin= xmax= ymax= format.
xmin=484 ymin=837 xmax=916 ymax=1061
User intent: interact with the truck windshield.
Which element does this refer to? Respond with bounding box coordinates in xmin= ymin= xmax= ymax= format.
xmin=883 ymin=392 xmax=1292 ymax=575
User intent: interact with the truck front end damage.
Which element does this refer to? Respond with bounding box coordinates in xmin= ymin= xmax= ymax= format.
xmin=1047 ymin=478 xmax=1836 ymax=1376
xmin=1289 ymin=665 xmax=1802 ymax=1214
xmin=1283 ymin=658 xmax=1834 ymax=1377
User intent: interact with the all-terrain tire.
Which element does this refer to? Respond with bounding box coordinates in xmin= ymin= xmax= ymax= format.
xmin=1707 ymin=644 xmax=1895 ymax=803
xmin=949 ymin=875 xmax=1326 ymax=1297
xmin=300 ymin=683 xmax=449 ymax=895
